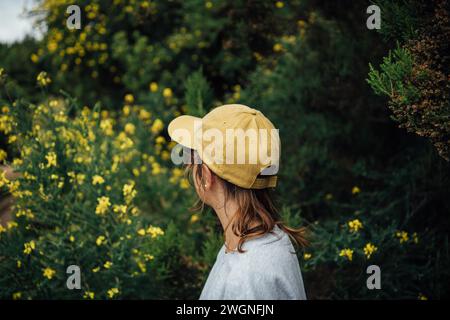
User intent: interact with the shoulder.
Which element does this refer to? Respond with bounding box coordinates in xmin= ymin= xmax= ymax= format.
xmin=229 ymin=227 xmax=300 ymax=277
xmin=224 ymin=228 xmax=306 ymax=299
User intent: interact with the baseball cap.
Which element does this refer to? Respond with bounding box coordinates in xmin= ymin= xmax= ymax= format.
xmin=168 ymin=104 xmax=280 ymax=189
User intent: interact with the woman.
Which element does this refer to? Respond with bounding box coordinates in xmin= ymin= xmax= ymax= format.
xmin=168 ymin=104 xmax=307 ymax=300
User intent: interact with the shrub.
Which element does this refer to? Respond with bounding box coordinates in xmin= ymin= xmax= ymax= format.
xmin=0 ymin=70 xmax=209 ymax=299
xmin=368 ymin=0 xmax=450 ymax=160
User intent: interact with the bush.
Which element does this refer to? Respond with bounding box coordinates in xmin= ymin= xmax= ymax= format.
xmin=368 ymin=0 xmax=450 ymax=160
xmin=0 ymin=70 xmax=216 ymax=299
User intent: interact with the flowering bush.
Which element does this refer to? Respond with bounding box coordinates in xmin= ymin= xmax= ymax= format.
xmin=29 ymin=0 xmax=300 ymax=108
xmin=0 ymin=70 xmax=216 ymax=299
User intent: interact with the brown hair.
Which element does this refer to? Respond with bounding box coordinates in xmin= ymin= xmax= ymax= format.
xmin=185 ymin=150 xmax=308 ymax=253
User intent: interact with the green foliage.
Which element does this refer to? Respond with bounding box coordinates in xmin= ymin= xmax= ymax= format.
xmin=373 ymin=0 xmax=421 ymax=41
xmin=368 ymin=0 xmax=450 ymax=160
xmin=0 ymin=70 xmax=209 ymax=299
xmin=24 ymin=0 xmax=303 ymax=108
xmin=0 ymin=0 xmax=449 ymax=300
xmin=367 ymin=46 xmax=418 ymax=101
xmin=184 ymin=69 xmax=213 ymax=117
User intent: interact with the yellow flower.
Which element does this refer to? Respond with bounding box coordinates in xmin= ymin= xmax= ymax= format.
xmin=69 ymin=235 xmax=75 ymax=242
xmin=12 ymin=292 xmax=22 ymax=300
xmin=190 ymin=213 xmax=200 ymax=224
xmin=123 ymin=182 xmax=137 ymax=203
xmin=31 ymin=53 xmax=39 ymax=63
xmin=339 ymin=248 xmax=354 ymax=261
xmin=303 ymin=253 xmax=312 ymax=260
xmin=92 ymin=266 xmax=100 ymax=273
xmin=45 ymin=152 xmax=57 ymax=168
xmin=418 ymin=293 xmax=428 ymax=300
xmin=162 ymin=88 xmax=173 ymax=98
xmin=151 ymin=119 xmax=164 ymax=134
xmin=37 ymin=71 xmax=51 ymax=86
xmin=107 ymin=287 xmax=119 ymax=299
xmin=275 ymin=1 xmax=284 ymax=8
xmin=113 ymin=204 xmax=127 ymax=215
xmin=0 ymin=171 xmax=9 ymax=189
xmin=47 ymin=41 xmax=58 ymax=52
xmin=352 ymin=186 xmax=361 ymax=195
xmin=95 ymin=196 xmax=111 ymax=215
xmin=8 ymin=135 xmax=17 ymax=144
xmin=83 ymin=291 xmax=95 ymax=299
xmin=149 ymin=82 xmax=158 ymax=92
xmin=137 ymin=260 xmax=147 ymax=273
xmin=325 ymin=193 xmax=333 ymax=201
xmin=205 ymin=1 xmax=213 ymax=9
xmin=161 ymin=150 xmax=170 ymax=160
xmin=92 ymin=175 xmax=105 ymax=185
xmin=348 ymin=219 xmax=363 ymax=233
xmin=363 ymin=243 xmax=377 ymax=259
xmin=146 ymin=225 xmax=164 ymax=238
xmin=139 ymin=109 xmax=151 ymax=121
xmin=155 ymin=136 xmax=165 ymax=144
xmin=123 ymin=105 xmax=130 ymax=116
xmin=7 ymin=221 xmax=18 ymax=229
xmin=23 ymin=240 xmax=36 ymax=255
xmin=0 ymin=225 xmax=6 ymax=233
xmin=100 ymin=119 xmax=114 ymax=136
xmin=12 ymin=157 xmax=22 ymax=166
xmin=103 ymin=261 xmax=112 ymax=269
xmin=151 ymin=162 xmax=161 ymax=175
xmin=144 ymin=254 xmax=154 ymax=261
xmin=124 ymin=123 xmax=136 ymax=135
xmin=273 ymin=43 xmax=283 ymax=52
xmin=96 ymin=235 xmax=106 ymax=246
xmin=170 ymin=168 xmax=184 ymax=180
xmin=180 ymin=178 xmax=190 ymax=189
xmin=298 ymin=19 xmax=307 ymax=28
xmin=396 ymin=231 xmax=409 ymax=244
xmin=124 ymin=94 xmax=134 ymax=104
xmin=0 ymin=149 xmax=7 ymax=162
xmin=43 ymin=267 xmax=56 ymax=279
xmin=137 ymin=228 xmax=146 ymax=236
xmin=76 ymin=173 xmax=86 ymax=185
xmin=17 ymin=260 xmax=21 ymax=268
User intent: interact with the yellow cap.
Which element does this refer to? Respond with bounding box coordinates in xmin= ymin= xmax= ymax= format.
xmin=168 ymin=104 xmax=280 ymax=189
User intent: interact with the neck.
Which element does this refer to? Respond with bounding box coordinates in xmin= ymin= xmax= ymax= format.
xmin=213 ymin=198 xmax=241 ymax=251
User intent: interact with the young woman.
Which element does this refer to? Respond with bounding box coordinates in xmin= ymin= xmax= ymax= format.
xmin=168 ymin=104 xmax=307 ymax=300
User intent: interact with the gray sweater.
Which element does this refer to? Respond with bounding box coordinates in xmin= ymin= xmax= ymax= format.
xmin=199 ymin=225 xmax=307 ymax=300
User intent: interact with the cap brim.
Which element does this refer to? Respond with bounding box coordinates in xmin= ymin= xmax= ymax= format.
xmin=167 ymin=115 xmax=202 ymax=150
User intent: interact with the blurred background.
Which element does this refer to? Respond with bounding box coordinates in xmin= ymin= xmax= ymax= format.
xmin=0 ymin=0 xmax=449 ymax=299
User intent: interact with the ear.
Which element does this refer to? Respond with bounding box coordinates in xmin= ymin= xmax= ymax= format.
xmin=201 ymin=164 xmax=214 ymax=189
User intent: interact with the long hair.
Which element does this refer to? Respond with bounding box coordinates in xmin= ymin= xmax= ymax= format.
xmin=185 ymin=150 xmax=308 ymax=253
